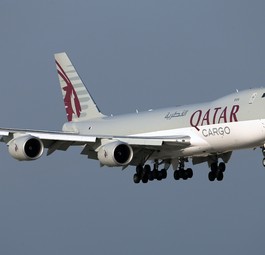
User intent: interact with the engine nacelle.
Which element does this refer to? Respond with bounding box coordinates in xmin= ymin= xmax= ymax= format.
xmin=8 ymin=135 xmax=44 ymax=161
xmin=97 ymin=141 xmax=133 ymax=167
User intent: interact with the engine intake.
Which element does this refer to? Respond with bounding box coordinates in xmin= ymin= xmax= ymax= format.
xmin=8 ymin=135 xmax=44 ymax=161
xmin=98 ymin=141 xmax=133 ymax=167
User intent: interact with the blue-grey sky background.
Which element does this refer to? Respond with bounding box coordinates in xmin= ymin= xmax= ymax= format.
xmin=1 ymin=1 xmax=265 ymax=254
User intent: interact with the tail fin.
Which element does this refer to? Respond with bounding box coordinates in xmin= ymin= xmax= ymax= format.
xmin=55 ymin=52 xmax=105 ymax=122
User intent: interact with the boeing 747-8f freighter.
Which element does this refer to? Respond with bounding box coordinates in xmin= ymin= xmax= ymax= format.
xmin=1 ymin=52 xmax=265 ymax=183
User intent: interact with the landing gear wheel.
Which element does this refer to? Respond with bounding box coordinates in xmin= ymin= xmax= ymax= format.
xmin=187 ymin=168 xmax=193 ymax=178
xmin=174 ymin=170 xmax=180 ymax=180
xmin=136 ymin=165 xmax=143 ymax=175
xmin=211 ymin=162 xmax=218 ymax=171
xmin=208 ymin=171 xmax=216 ymax=182
xmin=216 ymin=171 xmax=224 ymax=181
xmin=152 ymin=170 xmax=158 ymax=180
xmin=133 ymin=173 xmax=140 ymax=183
xmin=157 ymin=172 xmax=163 ymax=181
xmin=182 ymin=170 xmax=188 ymax=180
xmin=148 ymin=171 xmax=154 ymax=181
xmin=144 ymin=164 xmax=151 ymax=173
xmin=142 ymin=174 xmax=148 ymax=183
xmin=219 ymin=162 xmax=226 ymax=172
xmin=161 ymin=169 xmax=167 ymax=179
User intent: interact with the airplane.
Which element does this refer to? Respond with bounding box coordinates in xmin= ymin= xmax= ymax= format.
xmin=1 ymin=52 xmax=265 ymax=184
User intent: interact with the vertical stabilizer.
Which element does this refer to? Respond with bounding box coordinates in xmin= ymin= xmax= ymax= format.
xmin=55 ymin=52 xmax=105 ymax=122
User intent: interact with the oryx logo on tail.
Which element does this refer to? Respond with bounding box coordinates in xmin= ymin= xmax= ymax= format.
xmin=55 ymin=52 xmax=104 ymax=122
xmin=56 ymin=61 xmax=82 ymax=122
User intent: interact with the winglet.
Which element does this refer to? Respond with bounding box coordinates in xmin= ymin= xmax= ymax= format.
xmin=55 ymin=52 xmax=105 ymax=122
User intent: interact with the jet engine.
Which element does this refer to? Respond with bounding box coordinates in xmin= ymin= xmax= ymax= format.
xmin=8 ymin=135 xmax=44 ymax=161
xmin=97 ymin=141 xmax=133 ymax=167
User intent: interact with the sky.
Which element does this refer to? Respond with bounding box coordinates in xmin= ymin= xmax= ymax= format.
xmin=1 ymin=0 xmax=265 ymax=254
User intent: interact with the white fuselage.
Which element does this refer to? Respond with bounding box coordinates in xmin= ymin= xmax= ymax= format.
xmin=63 ymin=87 xmax=265 ymax=161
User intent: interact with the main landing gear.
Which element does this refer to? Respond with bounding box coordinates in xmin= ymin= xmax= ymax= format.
xmin=173 ymin=158 xmax=193 ymax=181
xmin=133 ymin=158 xmax=194 ymax=184
xmin=133 ymin=161 xmax=168 ymax=184
xmin=133 ymin=158 xmax=227 ymax=183
xmin=208 ymin=162 xmax=226 ymax=181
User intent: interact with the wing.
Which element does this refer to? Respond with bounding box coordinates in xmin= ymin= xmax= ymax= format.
xmin=0 ymin=127 xmax=191 ymax=165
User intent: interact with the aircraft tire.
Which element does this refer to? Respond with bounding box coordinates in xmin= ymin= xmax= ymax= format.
xmin=152 ymin=170 xmax=158 ymax=180
xmin=174 ymin=170 xmax=180 ymax=180
xmin=136 ymin=165 xmax=143 ymax=175
xmin=219 ymin=162 xmax=226 ymax=172
xmin=133 ymin=173 xmax=141 ymax=183
xmin=216 ymin=171 xmax=224 ymax=181
xmin=157 ymin=172 xmax=163 ymax=181
xmin=208 ymin=171 xmax=216 ymax=181
xmin=161 ymin=169 xmax=167 ymax=179
xmin=187 ymin=168 xmax=193 ymax=178
xmin=142 ymin=173 xmax=149 ymax=183
xmin=211 ymin=162 xmax=218 ymax=171
xmin=144 ymin=164 xmax=151 ymax=173
xmin=182 ymin=170 xmax=188 ymax=180
xmin=148 ymin=171 xmax=154 ymax=181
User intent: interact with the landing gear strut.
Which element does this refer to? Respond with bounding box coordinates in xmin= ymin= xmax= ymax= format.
xmin=173 ymin=158 xmax=193 ymax=181
xmin=208 ymin=162 xmax=226 ymax=181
